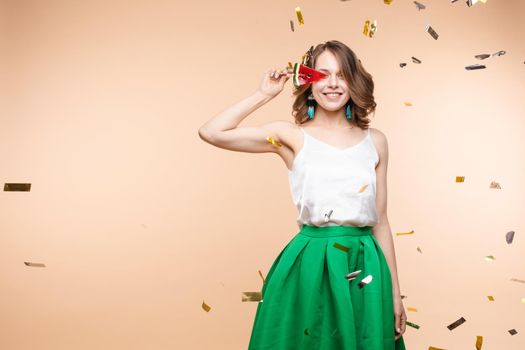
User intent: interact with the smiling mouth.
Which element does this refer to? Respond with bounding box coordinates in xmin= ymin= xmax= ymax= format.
xmin=323 ymin=92 xmax=343 ymax=97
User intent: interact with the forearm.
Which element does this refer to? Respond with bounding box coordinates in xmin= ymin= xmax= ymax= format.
xmin=199 ymin=90 xmax=273 ymax=135
xmin=372 ymin=219 xmax=402 ymax=297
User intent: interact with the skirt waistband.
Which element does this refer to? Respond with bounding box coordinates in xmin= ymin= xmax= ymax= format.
xmin=299 ymin=224 xmax=373 ymax=238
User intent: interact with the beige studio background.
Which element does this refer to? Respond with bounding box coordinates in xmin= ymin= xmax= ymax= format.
xmin=1 ymin=0 xmax=524 ymax=349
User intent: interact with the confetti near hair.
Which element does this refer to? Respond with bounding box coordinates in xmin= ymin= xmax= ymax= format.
xmin=396 ymin=230 xmax=414 ymax=236
xmin=295 ymin=7 xmax=304 ymax=25
xmin=484 ymin=255 xmax=495 ymax=261
xmin=363 ymin=20 xmax=378 ymax=38
xmin=202 ymin=300 xmax=211 ymax=312
xmin=417 ymin=246 xmax=423 ymax=253
xmin=489 ymin=180 xmax=501 ymax=189
xmin=456 ymin=176 xmax=465 ymax=182
xmin=465 ymin=64 xmax=486 ymax=70
xmin=487 ymin=295 xmax=495 ymax=301
xmin=505 ymin=231 xmax=515 ymax=244
xmin=400 ymin=63 xmax=407 ymax=68
xmin=358 ymin=184 xmax=368 ymax=193
xmin=475 ymin=336 xmax=483 ymax=350
xmin=290 ymin=20 xmax=295 ymax=32
xmin=404 ymin=102 xmax=413 ymax=106
xmin=345 ymin=269 xmax=362 ymax=281
xmin=426 ymin=24 xmax=439 ymax=40
xmin=24 ymin=262 xmax=46 ymax=268
xmin=411 ymin=56 xmax=422 ymax=64
xmin=406 ymin=321 xmax=420 ymax=329
xmin=447 ymin=316 xmax=466 ymax=330
xmin=407 ymin=307 xmax=418 ymax=312
xmin=266 ymin=136 xmax=282 ymax=148
xmin=358 ymin=274 xmax=373 ymax=288
xmin=324 ymin=209 xmax=333 ymax=222
xmin=242 ymin=291 xmax=262 ymax=302
xmin=511 ymin=278 xmax=525 ymax=283
xmin=333 ymin=242 xmax=350 ymax=253
xmin=258 ymin=270 xmax=266 ymax=284
xmin=508 ymin=329 xmax=518 ymax=335
xmin=414 ymin=1 xmax=426 ymax=10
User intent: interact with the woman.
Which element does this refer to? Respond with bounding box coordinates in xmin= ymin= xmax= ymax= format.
xmin=198 ymin=40 xmax=407 ymax=350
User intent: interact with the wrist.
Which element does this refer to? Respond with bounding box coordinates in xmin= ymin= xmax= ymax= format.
xmin=254 ymin=89 xmax=275 ymax=101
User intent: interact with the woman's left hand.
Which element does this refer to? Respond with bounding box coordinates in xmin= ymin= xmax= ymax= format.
xmin=393 ymin=294 xmax=406 ymax=340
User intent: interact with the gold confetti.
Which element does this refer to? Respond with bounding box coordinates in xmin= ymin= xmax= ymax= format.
xmin=426 ymin=24 xmax=439 ymax=40
xmin=508 ymin=329 xmax=518 ymax=335
xmin=489 ymin=181 xmax=501 ymax=189
xmin=242 ymin=291 xmax=262 ymax=302
xmin=358 ymin=184 xmax=368 ymax=193
xmin=363 ymin=20 xmax=370 ymax=36
xmin=384 ymin=0 xmax=393 ymax=4
xmin=404 ymin=102 xmax=413 ymax=106
xmin=406 ymin=321 xmax=420 ymax=329
xmin=363 ymin=20 xmax=378 ymax=38
xmin=358 ymin=274 xmax=373 ymax=288
xmin=476 ymin=335 xmax=483 ymax=350
xmin=506 ymin=231 xmax=515 ymax=244
xmin=407 ymin=307 xmax=418 ymax=312
xmin=417 ymin=246 xmax=423 ymax=253
xmin=428 ymin=347 xmax=446 ymax=350
xmin=511 ymin=278 xmax=525 ymax=283
xmin=396 ymin=230 xmax=414 ymax=236
xmin=258 ymin=270 xmax=266 ymax=284
xmin=290 ymin=20 xmax=294 ymax=32
xmin=456 ymin=176 xmax=465 ymax=182
xmin=447 ymin=316 xmax=466 ymax=330
xmin=24 ymin=262 xmax=46 ymax=268
xmin=295 ymin=7 xmax=304 ymax=25
xmin=487 ymin=295 xmax=495 ymax=301
xmin=484 ymin=255 xmax=495 ymax=261
xmin=333 ymin=242 xmax=349 ymax=253
xmin=202 ymin=300 xmax=211 ymax=312
xmin=266 ymin=136 xmax=282 ymax=148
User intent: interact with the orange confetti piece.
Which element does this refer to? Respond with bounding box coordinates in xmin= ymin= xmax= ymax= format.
xmin=202 ymin=300 xmax=211 ymax=312
xmin=456 ymin=176 xmax=465 ymax=182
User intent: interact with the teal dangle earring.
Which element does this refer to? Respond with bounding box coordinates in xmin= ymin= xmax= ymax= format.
xmin=345 ymin=102 xmax=352 ymax=120
xmin=307 ymin=93 xmax=315 ymax=119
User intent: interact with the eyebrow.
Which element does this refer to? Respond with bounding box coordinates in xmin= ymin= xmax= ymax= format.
xmin=318 ymin=68 xmax=340 ymax=73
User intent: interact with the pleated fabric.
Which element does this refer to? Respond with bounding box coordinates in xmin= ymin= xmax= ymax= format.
xmin=248 ymin=225 xmax=407 ymax=350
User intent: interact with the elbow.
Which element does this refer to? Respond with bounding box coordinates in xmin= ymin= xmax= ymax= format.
xmin=198 ymin=127 xmax=211 ymax=142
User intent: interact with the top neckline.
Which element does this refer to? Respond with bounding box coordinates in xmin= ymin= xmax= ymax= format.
xmin=300 ymin=127 xmax=370 ymax=152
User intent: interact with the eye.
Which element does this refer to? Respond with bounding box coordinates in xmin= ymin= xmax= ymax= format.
xmin=337 ymin=73 xmax=344 ymax=78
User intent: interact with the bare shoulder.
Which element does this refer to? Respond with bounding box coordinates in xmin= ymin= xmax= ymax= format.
xmin=368 ymin=127 xmax=388 ymax=161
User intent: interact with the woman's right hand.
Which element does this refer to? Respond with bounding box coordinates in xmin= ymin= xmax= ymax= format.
xmin=258 ymin=68 xmax=290 ymax=98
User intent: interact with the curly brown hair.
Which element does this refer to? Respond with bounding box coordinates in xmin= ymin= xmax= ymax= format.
xmin=291 ymin=40 xmax=376 ymax=129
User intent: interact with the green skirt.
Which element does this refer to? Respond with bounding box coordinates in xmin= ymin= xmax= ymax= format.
xmin=248 ymin=225 xmax=407 ymax=350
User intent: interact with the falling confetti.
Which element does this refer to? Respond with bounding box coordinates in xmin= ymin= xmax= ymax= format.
xmin=290 ymin=20 xmax=295 ymax=32
xmin=417 ymin=247 xmax=423 ymax=253
xmin=242 ymin=291 xmax=262 ymax=302
xmin=489 ymin=180 xmax=501 ymax=189
xmin=406 ymin=321 xmax=420 ymax=329
xmin=400 ymin=63 xmax=407 ymax=68
xmin=345 ymin=270 xmax=362 ymax=281
xmin=447 ymin=316 xmax=466 ymax=330
xmin=407 ymin=307 xmax=418 ymax=312
xmin=492 ymin=50 xmax=505 ymax=57
xmin=487 ymin=295 xmax=495 ymax=301
xmin=324 ymin=209 xmax=334 ymax=222
xmin=412 ymin=56 xmax=422 ymax=64
xmin=202 ymin=300 xmax=211 ymax=312
xmin=24 ymin=262 xmax=46 ymax=268
xmin=266 ymin=136 xmax=282 ymax=148
xmin=484 ymin=255 xmax=495 ymax=261
xmin=295 ymin=7 xmax=304 ymax=25
xmin=428 ymin=347 xmax=445 ymax=350
xmin=414 ymin=1 xmax=426 ymax=10
xmin=396 ymin=230 xmax=414 ymax=236
xmin=426 ymin=24 xmax=439 ymax=40
xmin=258 ymin=270 xmax=266 ymax=284
xmin=404 ymin=102 xmax=413 ymax=106
xmin=456 ymin=176 xmax=465 ymax=182
xmin=333 ymin=242 xmax=350 ymax=253
xmin=476 ymin=336 xmax=483 ymax=350
xmin=358 ymin=274 xmax=373 ymax=288
xmin=363 ymin=20 xmax=378 ymax=37
xmin=506 ymin=231 xmax=515 ymax=244
xmin=511 ymin=278 xmax=525 ymax=283
xmin=508 ymin=329 xmax=518 ymax=335
xmin=475 ymin=54 xmax=491 ymax=60
xmin=465 ymin=64 xmax=486 ymax=70
xmin=358 ymin=184 xmax=369 ymax=193
xmin=384 ymin=0 xmax=393 ymax=4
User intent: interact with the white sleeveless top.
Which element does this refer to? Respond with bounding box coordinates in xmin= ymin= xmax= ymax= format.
xmin=288 ymin=127 xmax=379 ymax=229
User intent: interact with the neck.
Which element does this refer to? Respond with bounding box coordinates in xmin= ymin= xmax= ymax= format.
xmin=311 ymin=107 xmax=354 ymax=129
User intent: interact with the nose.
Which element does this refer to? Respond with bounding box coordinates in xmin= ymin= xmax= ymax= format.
xmin=327 ymin=73 xmax=338 ymax=87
